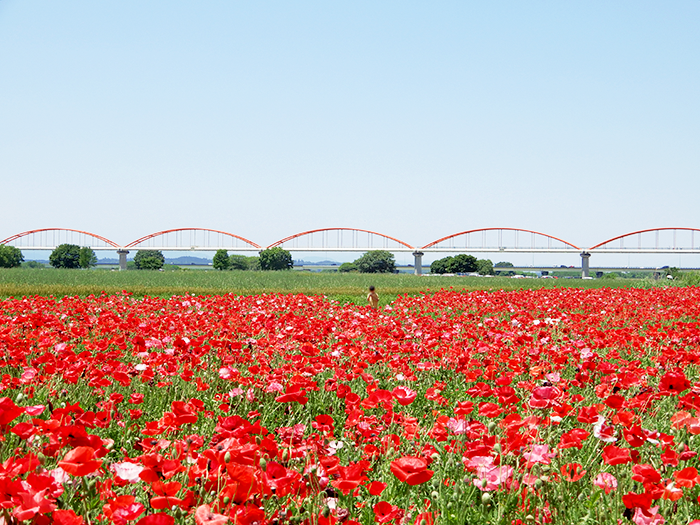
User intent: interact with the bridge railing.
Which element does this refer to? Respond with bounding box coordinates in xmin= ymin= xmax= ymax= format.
xmin=589 ymin=228 xmax=700 ymax=254
xmin=125 ymin=228 xmax=261 ymax=252
xmin=0 ymin=229 xmax=120 ymax=251
xmin=422 ymin=228 xmax=581 ymax=253
xmin=268 ymin=228 xmax=416 ymax=252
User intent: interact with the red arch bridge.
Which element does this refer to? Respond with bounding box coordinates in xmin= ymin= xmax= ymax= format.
xmin=3 ymin=227 xmax=700 ymax=276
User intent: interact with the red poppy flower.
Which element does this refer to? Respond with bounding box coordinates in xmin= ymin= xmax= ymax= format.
xmin=528 ymin=386 xmax=561 ymax=409
xmin=53 ymin=509 xmax=84 ymax=525
xmin=661 ymin=446 xmax=679 ymax=466
xmin=622 ymin=491 xmax=652 ymax=510
xmin=103 ymin=495 xmax=145 ymax=524
xmin=373 ymin=501 xmax=401 ymax=523
xmin=136 ymin=514 xmax=175 ymax=525
xmin=559 ymin=428 xmax=590 ymax=449
xmin=367 ymin=481 xmax=387 ymax=496
xmin=58 ymin=446 xmax=102 ymax=476
xmin=331 ymin=461 xmax=370 ymax=495
xmin=674 ymin=467 xmax=700 ymax=488
xmin=0 ymin=397 xmax=24 ymax=426
xmin=659 ymin=369 xmax=690 ymax=395
xmin=413 ymin=512 xmax=434 ymax=525
xmin=392 ymin=386 xmax=417 ymax=406
xmin=631 ymin=464 xmax=661 ymax=484
xmin=478 ymin=402 xmax=503 ymax=418
xmin=663 ymin=483 xmax=683 ymax=502
xmin=312 ymin=414 xmax=335 ymax=433
xmin=263 ymin=461 xmax=301 ymax=497
xmin=224 ymin=462 xmax=259 ymax=503
xmin=604 ymin=394 xmax=625 ymax=409
xmin=577 ymin=405 xmax=602 ymax=424
xmin=390 ymin=457 xmax=434 ymax=486
xmin=602 ymin=445 xmax=632 ymax=466
xmin=275 ymin=385 xmax=308 ymax=405
xmin=454 ymin=400 xmax=474 ymax=415
xmin=560 ymin=463 xmax=586 ymax=482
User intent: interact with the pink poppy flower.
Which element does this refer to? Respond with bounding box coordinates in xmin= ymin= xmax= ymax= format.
xmin=593 ymin=472 xmax=617 ymax=494
xmin=523 ymin=444 xmax=555 ymax=467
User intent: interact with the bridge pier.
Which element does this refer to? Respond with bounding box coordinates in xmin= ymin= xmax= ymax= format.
xmin=581 ymin=252 xmax=591 ymax=278
xmin=413 ymin=251 xmax=424 ymax=275
xmin=117 ymin=249 xmax=129 ymax=271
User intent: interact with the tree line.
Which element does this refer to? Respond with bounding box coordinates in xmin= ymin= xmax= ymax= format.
xmin=429 ymin=254 xmax=494 ymax=275
xmin=2 ymin=243 xmax=512 ymax=275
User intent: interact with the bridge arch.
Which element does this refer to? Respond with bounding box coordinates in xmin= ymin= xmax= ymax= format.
xmin=589 ymin=228 xmax=700 ymax=252
xmin=125 ymin=228 xmax=261 ymax=251
xmin=268 ymin=228 xmax=415 ymax=251
xmin=422 ymin=228 xmax=581 ymax=252
xmin=0 ymin=228 xmax=120 ymax=250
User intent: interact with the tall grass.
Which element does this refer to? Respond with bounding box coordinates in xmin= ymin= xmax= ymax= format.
xmin=0 ymin=268 xmax=669 ymax=304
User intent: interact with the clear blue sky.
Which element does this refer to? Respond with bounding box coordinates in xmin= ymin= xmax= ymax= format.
xmin=1 ymin=1 xmax=699 ymax=265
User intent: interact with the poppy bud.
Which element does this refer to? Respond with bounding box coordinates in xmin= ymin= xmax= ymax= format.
xmin=431 ymin=491 xmax=439 ymax=499
xmin=282 ymin=449 xmax=290 ymax=462
xmin=533 ymin=479 xmax=543 ymax=489
xmin=223 ymin=497 xmax=230 ymax=505
xmin=481 ymin=478 xmax=488 ymax=488
xmin=260 ymin=458 xmax=267 ymax=471
xmin=321 ymin=506 xmax=331 ymax=518
xmin=37 ymin=452 xmax=46 ymax=465
xmin=487 ymin=421 xmax=496 ymax=433
xmin=224 ymin=451 xmax=231 ymax=463
xmin=525 ymin=515 xmax=536 ymax=524
xmin=493 ymin=444 xmax=502 ymax=454
xmin=15 ymin=393 xmax=24 ymax=404
xmin=481 ymin=493 xmax=492 ymax=504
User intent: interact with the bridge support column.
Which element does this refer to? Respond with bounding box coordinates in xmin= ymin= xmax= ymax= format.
xmin=413 ymin=251 xmax=424 ymax=275
xmin=117 ymin=249 xmax=129 ymax=271
xmin=581 ymin=252 xmax=591 ymax=278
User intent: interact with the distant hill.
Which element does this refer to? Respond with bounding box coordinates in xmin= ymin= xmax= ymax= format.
xmin=294 ymin=259 xmax=341 ymax=266
xmin=166 ymin=256 xmax=212 ymax=265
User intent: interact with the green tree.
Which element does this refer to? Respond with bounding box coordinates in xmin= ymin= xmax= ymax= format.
xmin=259 ymin=248 xmax=293 ymax=271
xmin=494 ymin=261 xmax=515 ymax=276
xmin=338 ymin=262 xmax=358 ymax=273
xmin=49 ymin=244 xmax=81 ymax=269
xmin=0 ymin=245 xmax=24 ymax=268
xmin=22 ymin=260 xmax=44 ymax=269
xmin=227 ymin=254 xmax=250 ymax=270
xmin=78 ymin=247 xmax=97 ymax=269
xmin=430 ymin=257 xmax=452 ymax=274
xmin=213 ymin=249 xmax=230 ymax=270
xmin=447 ymin=254 xmax=478 ymax=274
xmin=134 ymin=250 xmax=165 ymax=270
xmin=353 ymin=250 xmax=396 ymax=273
xmin=476 ymin=258 xmax=494 ymax=275
xmin=246 ymin=256 xmax=261 ymax=271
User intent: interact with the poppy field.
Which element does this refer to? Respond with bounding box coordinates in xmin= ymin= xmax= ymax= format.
xmin=1 ymin=287 xmax=700 ymax=525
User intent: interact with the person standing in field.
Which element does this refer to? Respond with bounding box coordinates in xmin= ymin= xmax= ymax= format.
xmin=367 ymin=286 xmax=379 ymax=308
